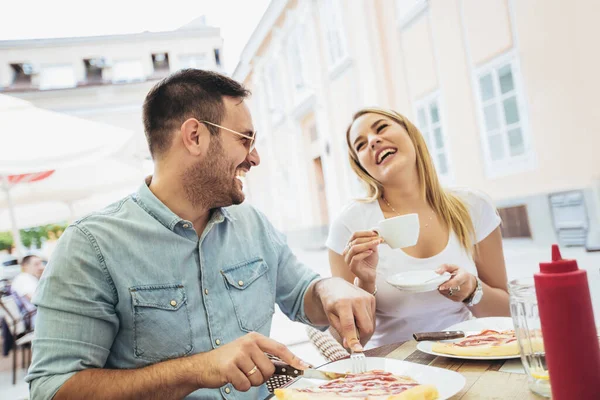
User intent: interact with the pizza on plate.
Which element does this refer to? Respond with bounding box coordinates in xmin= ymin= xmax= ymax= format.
xmin=430 ymin=329 xmax=541 ymax=357
xmin=274 ymin=370 xmax=438 ymax=399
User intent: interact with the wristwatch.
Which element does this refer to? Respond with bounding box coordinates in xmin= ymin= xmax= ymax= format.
xmin=464 ymin=276 xmax=483 ymax=306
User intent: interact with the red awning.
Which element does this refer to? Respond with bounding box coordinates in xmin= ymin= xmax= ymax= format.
xmin=7 ymin=170 xmax=55 ymax=185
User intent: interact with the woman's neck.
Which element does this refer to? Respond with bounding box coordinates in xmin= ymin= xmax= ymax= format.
xmin=380 ymin=169 xmax=428 ymax=212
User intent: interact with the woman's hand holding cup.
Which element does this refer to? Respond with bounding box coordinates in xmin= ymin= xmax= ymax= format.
xmin=343 ymin=231 xmax=384 ymax=291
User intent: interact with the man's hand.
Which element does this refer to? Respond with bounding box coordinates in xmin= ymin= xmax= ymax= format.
xmin=313 ymin=278 xmax=376 ymax=352
xmin=194 ymin=332 xmax=310 ymax=392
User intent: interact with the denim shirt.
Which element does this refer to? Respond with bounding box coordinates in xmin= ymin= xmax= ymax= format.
xmin=26 ymin=182 xmax=321 ymax=399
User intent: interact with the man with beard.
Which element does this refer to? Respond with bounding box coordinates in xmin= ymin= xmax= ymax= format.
xmin=26 ymin=69 xmax=376 ymax=400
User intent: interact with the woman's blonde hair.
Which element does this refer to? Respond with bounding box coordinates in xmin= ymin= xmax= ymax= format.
xmin=346 ymin=107 xmax=476 ymax=253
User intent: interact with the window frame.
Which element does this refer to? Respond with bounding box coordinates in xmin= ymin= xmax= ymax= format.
xmin=264 ymin=61 xmax=285 ymax=125
xmin=473 ymin=52 xmax=535 ymax=178
xmin=318 ymin=0 xmax=349 ymax=71
xmin=395 ymin=0 xmax=429 ymax=29
xmin=286 ymin=24 xmax=308 ymax=98
xmin=414 ymin=90 xmax=454 ymax=186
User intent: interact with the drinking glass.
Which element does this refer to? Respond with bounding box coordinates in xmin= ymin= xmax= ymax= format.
xmin=509 ymin=277 xmax=551 ymax=398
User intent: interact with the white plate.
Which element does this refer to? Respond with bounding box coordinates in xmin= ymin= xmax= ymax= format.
xmin=285 ymin=357 xmax=465 ymax=400
xmin=416 ymin=317 xmax=520 ymax=360
xmin=444 ymin=317 xmax=515 ymax=332
xmin=385 ymin=271 xmax=451 ymax=293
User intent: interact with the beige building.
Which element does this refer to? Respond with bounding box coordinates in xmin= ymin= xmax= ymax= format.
xmin=1 ymin=17 xmax=224 ymax=166
xmin=234 ymin=0 xmax=600 ymax=249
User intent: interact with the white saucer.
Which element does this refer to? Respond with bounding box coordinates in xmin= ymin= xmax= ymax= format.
xmin=385 ymin=271 xmax=451 ymax=293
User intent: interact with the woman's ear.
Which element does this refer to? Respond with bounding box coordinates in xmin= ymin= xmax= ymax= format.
xmin=180 ymin=118 xmax=210 ymax=156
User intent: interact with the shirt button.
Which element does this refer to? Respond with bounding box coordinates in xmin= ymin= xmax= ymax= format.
xmin=238 ymin=280 xmax=244 ymax=286
xmin=215 ymin=339 xmax=221 ymax=345
xmin=224 ymin=387 xmax=231 ymax=394
xmin=204 ymin=289 xmax=209 ymax=295
xmin=182 ymin=223 xmax=190 ymax=228
xmin=170 ymin=300 xmax=177 ymax=307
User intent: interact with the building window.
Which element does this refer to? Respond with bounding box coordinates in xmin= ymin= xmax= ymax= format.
xmin=213 ymin=49 xmax=221 ymax=67
xmin=309 ymin=124 xmax=318 ymax=142
xmin=248 ymin=92 xmax=266 ymax=146
xmin=151 ymin=53 xmax=170 ymax=77
xmin=39 ymin=64 xmax=76 ymax=90
xmin=395 ymin=0 xmax=428 ymax=26
xmin=415 ymin=94 xmax=451 ymax=180
xmin=83 ymin=58 xmax=106 ymax=84
xmin=111 ymin=60 xmax=145 ymax=83
xmin=10 ymin=63 xmax=35 ymax=88
xmin=287 ymin=26 xmax=307 ymax=94
xmin=476 ymin=56 xmax=532 ymax=174
xmin=498 ymin=205 xmax=532 ymax=238
xmin=178 ymin=54 xmax=207 ymax=70
xmin=264 ymin=64 xmax=284 ymax=122
xmin=319 ymin=0 xmax=348 ymax=67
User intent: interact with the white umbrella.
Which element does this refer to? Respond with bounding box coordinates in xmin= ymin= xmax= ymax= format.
xmin=0 ymin=159 xmax=144 ymax=231
xmin=0 ymin=186 xmax=139 ymax=231
xmin=0 ymin=158 xmax=143 ymax=209
xmin=0 ymin=94 xmax=140 ymax=256
xmin=0 ymin=94 xmax=134 ymax=174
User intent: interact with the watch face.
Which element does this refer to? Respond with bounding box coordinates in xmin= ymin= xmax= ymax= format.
xmin=472 ymin=289 xmax=483 ymax=304
xmin=471 ymin=280 xmax=483 ymax=304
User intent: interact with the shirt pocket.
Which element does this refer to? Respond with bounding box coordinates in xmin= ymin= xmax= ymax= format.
xmin=221 ymin=257 xmax=274 ymax=333
xmin=130 ymin=284 xmax=193 ymax=362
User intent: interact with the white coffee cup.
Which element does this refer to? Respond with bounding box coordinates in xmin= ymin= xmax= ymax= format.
xmin=373 ymin=213 xmax=420 ymax=249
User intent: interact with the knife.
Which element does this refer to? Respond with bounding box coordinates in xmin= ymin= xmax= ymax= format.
xmin=272 ymin=360 xmax=348 ymax=381
xmin=413 ymin=330 xmax=465 ymax=341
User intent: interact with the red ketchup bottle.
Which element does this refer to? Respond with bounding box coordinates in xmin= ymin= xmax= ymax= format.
xmin=534 ymin=244 xmax=600 ymax=399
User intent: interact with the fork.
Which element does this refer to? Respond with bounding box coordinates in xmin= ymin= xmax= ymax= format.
xmin=350 ymin=327 xmax=367 ymax=374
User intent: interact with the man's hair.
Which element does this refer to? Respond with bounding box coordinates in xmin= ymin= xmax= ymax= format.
xmin=142 ymin=69 xmax=250 ymax=158
xmin=21 ymin=255 xmax=40 ymax=267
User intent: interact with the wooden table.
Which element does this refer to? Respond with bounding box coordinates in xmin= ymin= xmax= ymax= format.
xmin=270 ymin=340 xmax=546 ymax=399
xmin=362 ymin=340 xmax=544 ymax=399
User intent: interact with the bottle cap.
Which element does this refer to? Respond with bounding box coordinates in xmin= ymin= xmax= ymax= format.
xmin=539 ymin=244 xmax=578 ymax=273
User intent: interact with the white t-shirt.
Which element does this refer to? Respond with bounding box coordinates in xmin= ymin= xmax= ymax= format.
xmin=11 ymin=272 xmax=39 ymax=298
xmin=326 ymin=188 xmax=501 ymax=349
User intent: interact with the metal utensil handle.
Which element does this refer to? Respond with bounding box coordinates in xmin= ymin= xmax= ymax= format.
xmin=272 ymin=360 xmax=303 ymax=377
xmin=413 ymin=330 xmax=465 ymax=341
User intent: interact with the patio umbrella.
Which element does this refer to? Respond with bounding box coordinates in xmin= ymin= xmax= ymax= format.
xmin=0 ymin=94 xmax=141 ymax=257
xmin=0 ymin=94 xmax=134 ymax=174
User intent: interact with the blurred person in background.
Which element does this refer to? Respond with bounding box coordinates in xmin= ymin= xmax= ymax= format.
xmin=11 ymin=254 xmax=45 ymax=302
xmin=327 ymin=107 xmax=510 ymax=349
xmin=26 ymin=69 xmax=375 ymax=400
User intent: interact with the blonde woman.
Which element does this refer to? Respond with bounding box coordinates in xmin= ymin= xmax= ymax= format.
xmin=326 ymin=107 xmax=510 ymax=348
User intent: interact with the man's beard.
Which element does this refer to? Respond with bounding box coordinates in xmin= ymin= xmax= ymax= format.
xmin=181 ymin=135 xmax=246 ymax=209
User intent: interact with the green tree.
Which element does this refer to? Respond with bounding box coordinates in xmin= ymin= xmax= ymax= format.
xmin=0 ymin=222 xmax=68 ymax=253
xmin=0 ymin=231 xmax=13 ymax=252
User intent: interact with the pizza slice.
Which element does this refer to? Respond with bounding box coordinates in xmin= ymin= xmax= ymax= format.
xmin=431 ymin=329 xmax=542 ymax=357
xmin=274 ymin=370 xmax=438 ymax=399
